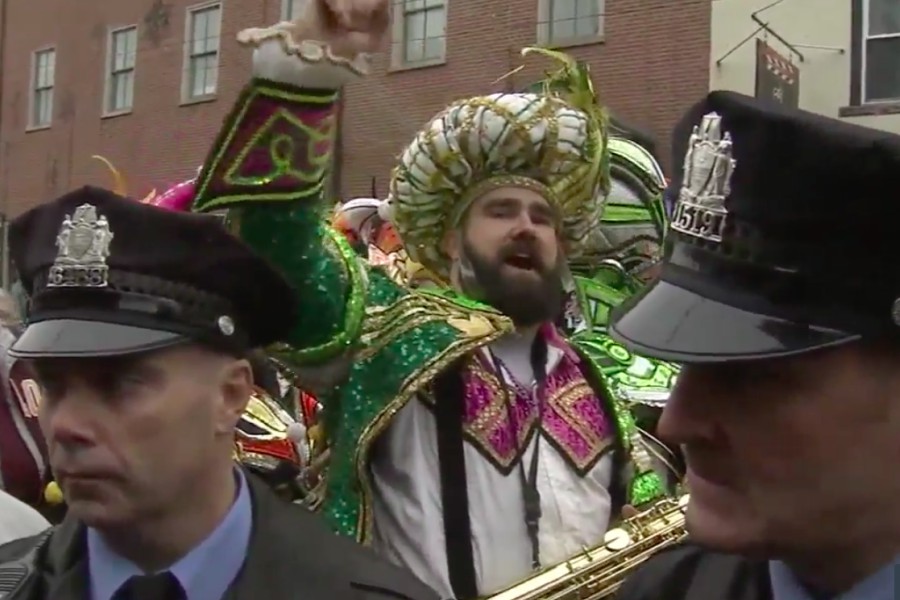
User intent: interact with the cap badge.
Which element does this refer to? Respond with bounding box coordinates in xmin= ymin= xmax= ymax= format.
xmin=48 ymin=203 xmax=114 ymax=288
xmin=891 ymin=298 xmax=900 ymax=327
xmin=670 ymin=112 xmax=735 ymax=243
xmin=217 ymin=315 xmax=235 ymax=336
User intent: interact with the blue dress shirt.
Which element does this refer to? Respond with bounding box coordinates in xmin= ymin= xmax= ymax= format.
xmin=769 ymin=554 xmax=898 ymax=600
xmin=87 ymin=469 xmax=253 ymax=600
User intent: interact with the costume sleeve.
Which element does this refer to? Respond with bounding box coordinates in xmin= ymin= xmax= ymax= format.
xmin=191 ymin=27 xmax=370 ymax=366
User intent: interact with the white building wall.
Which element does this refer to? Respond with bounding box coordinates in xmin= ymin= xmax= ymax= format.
xmin=710 ymin=0 xmax=900 ymax=133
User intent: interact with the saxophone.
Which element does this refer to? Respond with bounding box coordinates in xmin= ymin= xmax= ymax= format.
xmin=484 ymin=495 xmax=689 ymax=600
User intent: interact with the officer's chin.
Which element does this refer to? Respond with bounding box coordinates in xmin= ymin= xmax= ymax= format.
xmin=63 ymin=482 xmax=134 ymax=529
xmin=684 ymin=480 xmax=770 ymax=556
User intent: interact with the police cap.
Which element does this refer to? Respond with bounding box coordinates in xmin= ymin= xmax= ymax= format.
xmin=610 ymin=91 xmax=900 ymax=363
xmin=9 ymin=186 xmax=296 ymax=358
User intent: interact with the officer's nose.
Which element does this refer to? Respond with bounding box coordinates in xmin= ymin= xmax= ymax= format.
xmin=41 ymin=384 xmax=98 ymax=450
xmin=657 ymin=366 xmax=719 ymax=445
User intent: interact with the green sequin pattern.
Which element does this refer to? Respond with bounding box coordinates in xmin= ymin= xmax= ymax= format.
xmin=190 ymin=79 xmax=365 ymax=362
xmin=322 ymin=270 xmax=511 ymax=540
xmin=240 ymin=205 xmax=364 ymax=359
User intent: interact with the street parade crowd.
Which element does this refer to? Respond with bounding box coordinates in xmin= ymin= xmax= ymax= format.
xmin=0 ymin=0 xmax=897 ymax=598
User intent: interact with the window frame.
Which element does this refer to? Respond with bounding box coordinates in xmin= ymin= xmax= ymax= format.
xmin=537 ymin=0 xmax=605 ymax=48
xmin=181 ymin=1 xmax=222 ymax=104
xmin=280 ymin=0 xmax=306 ymax=21
xmin=389 ymin=0 xmax=447 ymax=71
xmin=859 ymin=0 xmax=900 ymax=104
xmin=28 ymin=46 xmax=56 ymax=130
xmin=104 ymin=25 xmax=138 ymax=116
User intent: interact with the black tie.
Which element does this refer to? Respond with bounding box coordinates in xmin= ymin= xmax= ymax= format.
xmin=112 ymin=572 xmax=185 ymax=600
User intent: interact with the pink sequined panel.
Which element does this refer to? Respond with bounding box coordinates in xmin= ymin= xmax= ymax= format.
xmin=456 ymin=352 xmax=615 ymax=475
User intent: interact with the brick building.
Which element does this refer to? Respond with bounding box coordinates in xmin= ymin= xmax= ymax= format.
xmin=0 ymin=0 xmax=711 ymax=278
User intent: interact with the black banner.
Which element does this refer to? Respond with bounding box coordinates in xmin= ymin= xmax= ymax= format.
xmin=755 ymin=39 xmax=799 ymax=108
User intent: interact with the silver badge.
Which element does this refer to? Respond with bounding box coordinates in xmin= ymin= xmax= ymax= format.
xmin=670 ymin=112 xmax=736 ymax=243
xmin=47 ymin=204 xmax=114 ymax=288
xmin=217 ymin=315 xmax=235 ymax=336
xmin=891 ymin=298 xmax=900 ymax=326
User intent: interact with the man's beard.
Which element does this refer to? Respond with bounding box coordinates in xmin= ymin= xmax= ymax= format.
xmin=458 ymin=235 xmax=565 ymax=327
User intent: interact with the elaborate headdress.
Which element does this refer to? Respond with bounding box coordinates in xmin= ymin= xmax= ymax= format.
xmin=383 ymin=48 xmax=611 ymax=279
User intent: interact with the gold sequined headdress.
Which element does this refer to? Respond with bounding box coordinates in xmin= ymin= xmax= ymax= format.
xmin=383 ymin=48 xmax=611 ymax=279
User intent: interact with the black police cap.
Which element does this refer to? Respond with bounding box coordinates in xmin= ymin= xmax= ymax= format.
xmin=9 ymin=186 xmax=297 ymax=358
xmin=610 ymin=91 xmax=900 ymax=363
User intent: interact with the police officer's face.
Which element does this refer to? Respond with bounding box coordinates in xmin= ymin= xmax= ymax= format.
xmin=446 ymin=186 xmax=565 ymax=326
xmin=32 ymin=345 xmax=252 ymax=530
xmin=658 ymin=344 xmax=900 ymax=565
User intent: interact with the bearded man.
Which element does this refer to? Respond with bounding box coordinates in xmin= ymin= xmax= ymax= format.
xmin=187 ymin=3 xmax=674 ymax=598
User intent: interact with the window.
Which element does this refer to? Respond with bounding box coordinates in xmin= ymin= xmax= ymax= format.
xmin=106 ymin=26 xmax=137 ymax=114
xmin=861 ymin=0 xmax=900 ymax=102
xmin=281 ymin=0 xmax=306 ymax=20
xmin=30 ymin=48 xmax=55 ymax=128
xmin=184 ymin=3 xmax=221 ymax=101
xmin=538 ymin=0 xmax=605 ymax=46
xmin=393 ymin=0 xmax=446 ymax=67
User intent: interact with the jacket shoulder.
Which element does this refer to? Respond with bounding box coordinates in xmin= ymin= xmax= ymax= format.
xmin=247 ymin=476 xmax=439 ymax=600
xmin=615 ymin=542 xmax=769 ymax=600
xmin=0 ymin=530 xmax=52 ymax=597
xmin=289 ymin=508 xmax=439 ymax=600
xmin=0 ymin=531 xmax=47 ymax=563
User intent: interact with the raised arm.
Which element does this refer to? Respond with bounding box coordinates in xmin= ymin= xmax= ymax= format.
xmin=191 ymin=5 xmax=386 ymax=367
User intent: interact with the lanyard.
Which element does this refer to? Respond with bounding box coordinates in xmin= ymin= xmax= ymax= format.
xmin=489 ymin=337 xmax=547 ymax=570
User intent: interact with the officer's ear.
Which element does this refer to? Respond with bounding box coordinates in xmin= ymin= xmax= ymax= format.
xmin=214 ymin=355 xmax=254 ymax=434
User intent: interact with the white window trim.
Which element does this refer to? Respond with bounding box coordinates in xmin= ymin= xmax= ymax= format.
xmin=280 ymin=0 xmax=305 ymax=21
xmin=181 ymin=1 xmax=222 ymax=104
xmin=860 ymin=0 xmax=900 ymax=104
xmin=103 ymin=25 xmax=138 ymax=117
xmin=536 ymin=0 xmax=605 ymax=48
xmin=27 ymin=46 xmax=55 ymax=131
xmin=389 ymin=0 xmax=447 ymax=72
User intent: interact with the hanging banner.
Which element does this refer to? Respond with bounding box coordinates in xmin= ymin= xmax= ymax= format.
xmin=755 ymin=39 xmax=799 ymax=108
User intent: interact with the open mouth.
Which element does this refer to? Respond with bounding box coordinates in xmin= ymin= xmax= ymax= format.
xmin=504 ymin=255 xmax=538 ymax=271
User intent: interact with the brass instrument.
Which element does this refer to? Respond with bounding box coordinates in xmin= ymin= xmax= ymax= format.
xmin=484 ymin=495 xmax=689 ymax=600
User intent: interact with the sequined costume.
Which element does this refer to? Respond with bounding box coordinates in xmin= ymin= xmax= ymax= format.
xmin=563 ymin=133 xmax=678 ymax=402
xmin=185 ymin=28 xmax=671 ymax=597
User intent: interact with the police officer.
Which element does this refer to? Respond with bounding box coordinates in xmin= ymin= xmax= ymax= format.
xmin=0 ymin=186 xmax=438 ymax=600
xmin=610 ymin=91 xmax=900 ymax=600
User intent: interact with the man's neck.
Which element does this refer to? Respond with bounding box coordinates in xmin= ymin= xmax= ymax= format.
xmin=97 ymin=458 xmax=237 ymax=572
xmin=784 ymin=533 xmax=900 ymax=595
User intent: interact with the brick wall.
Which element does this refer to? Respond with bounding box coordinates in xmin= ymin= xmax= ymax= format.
xmin=0 ymin=0 xmax=710 ymax=218
xmin=0 ymin=0 xmax=273 ymax=217
xmin=343 ymin=0 xmax=712 ymax=198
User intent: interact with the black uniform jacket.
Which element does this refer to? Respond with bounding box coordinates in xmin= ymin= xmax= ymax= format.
xmin=0 ymin=473 xmax=441 ymax=600
xmin=615 ymin=542 xmax=773 ymax=600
